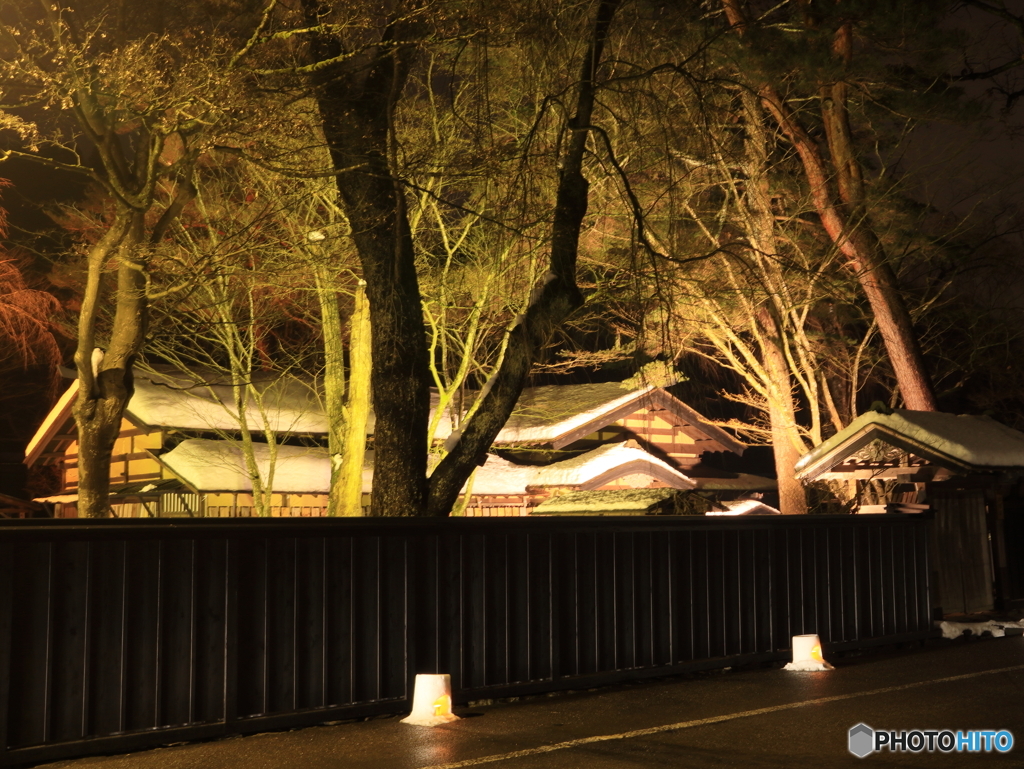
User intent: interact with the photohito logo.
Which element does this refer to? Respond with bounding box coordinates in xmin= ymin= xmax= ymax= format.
xmin=848 ymin=724 xmax=1014 ymax=757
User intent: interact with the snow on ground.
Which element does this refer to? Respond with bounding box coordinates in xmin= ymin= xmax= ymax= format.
xmin=782 ymin=659 xmax=834 ymax=672
xmin=937 ymin=619 xmax=1024 ymax=639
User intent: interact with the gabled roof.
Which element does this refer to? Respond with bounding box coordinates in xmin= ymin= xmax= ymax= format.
xmin=489 ymin=382 xmax=745 ymax=453
xmin=794 ymin=409 xmax=1024 ymax=481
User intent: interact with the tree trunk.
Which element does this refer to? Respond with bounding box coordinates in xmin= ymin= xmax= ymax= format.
xmin=317 ymin=266 xmax=347 ymax=517
xmin=817 ymin=22 xmax=937 ymax=411
xmin=760 ymin=320 xmax=809 ymax=515
xmin=303 ymin=0 xmax=621 ymax=517
xmin=304 ymin=0 xmax=431 ymax=516
xmin=336 ymin=281 xmax=372 ymax=517
xmin=740 ymin=90 xmax=808 ymax=514
xmin=73 ymin=212 xmax=145 ymax=518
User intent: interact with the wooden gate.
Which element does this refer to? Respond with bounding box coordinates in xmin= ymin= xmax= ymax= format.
xmin=930 ymin=490 xmax=993 ymax=614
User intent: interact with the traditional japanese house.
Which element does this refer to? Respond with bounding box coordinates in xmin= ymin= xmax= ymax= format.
xmin=795 ymin=407 xmax=1024 ymax=614
xmin=26 ymin=372 xmax=769 ymax=518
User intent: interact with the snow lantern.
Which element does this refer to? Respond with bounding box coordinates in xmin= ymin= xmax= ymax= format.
xmin=783 ymin=634 xmax=834 ymax=671
xmin=402 ymin=674 xmax=460 ymax=726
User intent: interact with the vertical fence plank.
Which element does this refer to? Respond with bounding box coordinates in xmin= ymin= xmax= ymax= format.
xmin=0 ymin=542 xmax=13 ymax=768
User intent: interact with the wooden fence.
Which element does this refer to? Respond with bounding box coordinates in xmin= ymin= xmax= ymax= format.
xmin=0 ymin=514 xmax=933 ymax=766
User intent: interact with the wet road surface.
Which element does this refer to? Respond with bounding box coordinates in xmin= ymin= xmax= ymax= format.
xmin=40 ymin=635 xmax=1024 ymax=768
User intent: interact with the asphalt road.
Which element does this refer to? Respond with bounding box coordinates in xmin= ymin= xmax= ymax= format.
xmin=40 ymin=635 xmax=1024 ymax=769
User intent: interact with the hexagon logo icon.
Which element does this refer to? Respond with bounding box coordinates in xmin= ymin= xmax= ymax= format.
xmin=849 ymin=723 xmax=874 ymax=758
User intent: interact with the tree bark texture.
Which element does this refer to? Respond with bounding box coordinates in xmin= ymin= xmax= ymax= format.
xmin=303 ymin=0 xmax=431 ymax=516
xmin=73 ymin=213 xmax=145 ymax=518
xmin=337 ymin=281 xmax=372 ymax=517
xmin=304 ymin=0 xmax=620 ymax=517
xmin=316 ymin=266 xmax=348 ymax=517
xmin=740 ymin=90 xmax=808 ymax=514
xmin=758 ymin=314 xmax=809 ymax=515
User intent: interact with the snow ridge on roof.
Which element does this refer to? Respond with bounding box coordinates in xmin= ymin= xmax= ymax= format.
xmin=493 ymin=382 xmax=652 ymax=444
xmin=469 ymin=442 xmax=696 ymax=494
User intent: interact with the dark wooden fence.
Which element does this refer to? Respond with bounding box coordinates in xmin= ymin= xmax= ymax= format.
xmin=0 ymin=514 xmax=933 ymax=767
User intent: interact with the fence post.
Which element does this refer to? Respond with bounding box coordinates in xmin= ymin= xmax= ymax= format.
xmin=0 ymin=543 xmax=11 ymax=769
xmin=222 ymin=537 xmax=239 ymax=734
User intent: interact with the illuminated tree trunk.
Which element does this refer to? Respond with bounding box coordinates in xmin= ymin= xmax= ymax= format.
xmin=73 ymin=213 xmax=140 ymax=518
xmin=759 ymin=316 xmax=809 ymax=515
xmin=741 ymin=90 xmax=808 ymax=514
xmin=317 ymin=266 xmax=347 ymax=516
xmin=337 ymin=281 xmax=371 ymax=517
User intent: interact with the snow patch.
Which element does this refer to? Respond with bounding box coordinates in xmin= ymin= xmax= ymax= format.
xmin=938 ymin=619 xmax=1024 ymax=639
xmin=706 ymin=499 xmax=781 ymax=516
xmin=783 ymin=660 xmax=834 ymax=672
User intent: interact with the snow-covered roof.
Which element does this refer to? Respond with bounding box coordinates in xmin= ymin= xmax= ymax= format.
xmin=26 ymin=372 xmax=741 ymax=476
xmin=156 ymin=438 xmax=696 ymax=499
xmin=532 ymin=488 xmax=677 ymax=515
xmin=128 ymin=369 xmax=328 ymax=435
xmin=469 ymin=442 xmax=697 ymax=494
xmin=795 ymin=409 xmax=1024 ymax=481
xmin=705 ymin=499 xmax=781 ymax=516
xmin=157 ymin=439 xmax=337 ymax=494
xmin=490 ymin=382 xmax=652 ymax=444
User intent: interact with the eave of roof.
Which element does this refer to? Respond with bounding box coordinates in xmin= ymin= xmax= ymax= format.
xmin=24 ymin=380 xmax=79 ymax=467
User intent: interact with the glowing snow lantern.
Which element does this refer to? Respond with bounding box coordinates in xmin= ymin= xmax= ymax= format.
xmin=402 ymin=674 xmax=460 ymax=726
xmin=783 ymin=633 xmax=834 ymax=671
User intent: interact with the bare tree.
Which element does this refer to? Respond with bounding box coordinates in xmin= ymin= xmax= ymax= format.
xmin=721 ymin=0 xmax=939 ymax=411
xmin=289 ymin=0 xmax=623 ymax=516
xmin=0 ymin=0 xmax=251 ymax=516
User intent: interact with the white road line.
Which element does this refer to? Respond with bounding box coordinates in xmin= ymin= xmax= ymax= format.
xmin=422 ymin=663 xmax=1024 ymax=768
